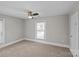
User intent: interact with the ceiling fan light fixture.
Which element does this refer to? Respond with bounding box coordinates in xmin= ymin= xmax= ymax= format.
xmin=28 ymin=16 xmax=33 ymax=19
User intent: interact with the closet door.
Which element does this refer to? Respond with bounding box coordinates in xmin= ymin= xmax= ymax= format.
xmin=70 ymin=12 xmax=78 ymax=56
xmin=0 ymin=18 xmax=5 ymax=44
xmin=0 ymin=21 xmax=3 ymax=43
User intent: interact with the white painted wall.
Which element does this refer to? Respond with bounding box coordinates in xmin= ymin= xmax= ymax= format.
xmin=5 ymin=17 xmax=24 ymax=43
xmin=0 ymin=14 xmax=24 ymax=44
xmin=24 ymin=15 xmax=69 ymax=46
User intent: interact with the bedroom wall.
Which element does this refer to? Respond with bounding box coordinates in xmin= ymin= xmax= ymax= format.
xmin=0 ymin=14 xmax=24 ymax=44
xmin=24 ymin=15 xmax=69 ymax=46
xmin=0 ymin=14 xmax=70 ymax=47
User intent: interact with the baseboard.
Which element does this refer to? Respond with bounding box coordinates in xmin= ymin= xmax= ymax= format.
xmin=0 ymin=38 xmax=23 ymax=49
xmin=0 ymin=38 xmax=69 ymax=50
xmin=24 ymin=38 xmax=69 ymax=48
xmin=70 ymin=48 xmax=79 ymax=57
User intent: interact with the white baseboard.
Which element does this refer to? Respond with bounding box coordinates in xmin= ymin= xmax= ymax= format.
xmin=70 ymin=48 xmax=79 ymax=57
xmin=0 ymin=38 xmax=69 ymax=50
xmin=0 ymin=38 xmax=23 ymax=49
xmin=24 ymin=38 xmax=69 ymax=48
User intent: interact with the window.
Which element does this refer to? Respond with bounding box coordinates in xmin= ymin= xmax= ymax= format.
xmin=36 ymin=22 xmax=46 ymax=40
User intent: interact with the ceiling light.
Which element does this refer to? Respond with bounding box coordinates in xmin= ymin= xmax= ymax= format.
xmin=28 ymin=16 xmax=33 ymax=19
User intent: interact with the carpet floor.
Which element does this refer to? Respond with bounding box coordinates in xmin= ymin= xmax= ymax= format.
xmin=0 ymin=40 xmax=73 ymax=57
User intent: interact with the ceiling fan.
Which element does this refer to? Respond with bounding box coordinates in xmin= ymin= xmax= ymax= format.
xmin=25 ymin=10 xmax=39 ymax=19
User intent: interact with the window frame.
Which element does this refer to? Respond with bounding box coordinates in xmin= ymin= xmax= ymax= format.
xmin=35 ymin=20 xmax=46 ymax=40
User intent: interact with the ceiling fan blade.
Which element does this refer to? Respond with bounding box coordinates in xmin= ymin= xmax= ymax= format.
xmin=32 ymin=13 xmax=39 ymax=16
xmin=24 ymin=9 xmax=39 ymax=19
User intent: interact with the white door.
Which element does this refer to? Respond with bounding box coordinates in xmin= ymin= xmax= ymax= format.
xmin=70 ymin=12 xmax=78 ymax=56
xmin=0 ymin=21 xmax=3 ymax=43
xmin=0 ymin=18 xmax=5 ymax=44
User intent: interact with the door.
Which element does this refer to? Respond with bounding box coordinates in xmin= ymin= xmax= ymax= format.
xmin=70 ymin=12 xmax=78 ymax=56
xmin=0 ymin=18 xmax=5 ymax=44
xmin=0 ymin=20 xmax=3 ymax=43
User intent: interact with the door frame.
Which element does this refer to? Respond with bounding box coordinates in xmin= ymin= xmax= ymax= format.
xmin=70 ymin=11 xmax=79 ymax=56
xmin=0 ymin=18 xmax=5 ymax=44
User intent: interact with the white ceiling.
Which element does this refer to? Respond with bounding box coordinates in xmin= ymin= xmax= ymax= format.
xmin=0 ymin=1 xmax=78 ymax=19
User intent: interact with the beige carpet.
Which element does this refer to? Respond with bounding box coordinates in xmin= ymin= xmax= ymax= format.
xmin=0 ymin=40 xmax=73 ymax=57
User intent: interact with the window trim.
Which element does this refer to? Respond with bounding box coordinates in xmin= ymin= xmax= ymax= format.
xmin=35 ymin=20 xmax=46 ymax=40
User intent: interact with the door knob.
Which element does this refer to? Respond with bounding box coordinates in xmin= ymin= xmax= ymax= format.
xmin=70 ymin=35 xmax=72 ymax=37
